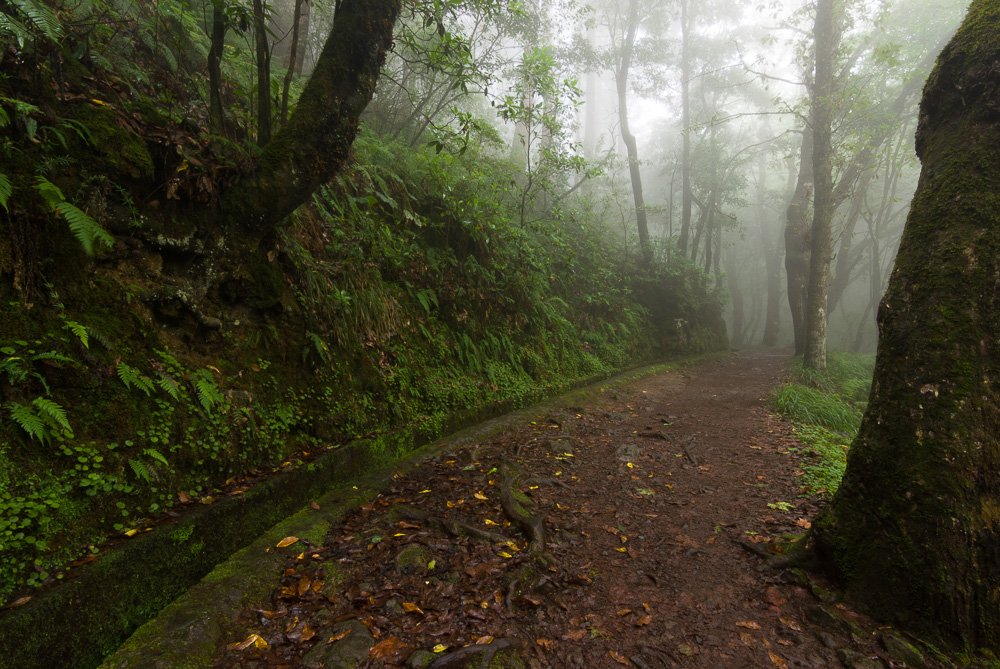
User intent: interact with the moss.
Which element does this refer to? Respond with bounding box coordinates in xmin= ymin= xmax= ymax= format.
xmin=72 ymin=105 xmax=154 ymax=181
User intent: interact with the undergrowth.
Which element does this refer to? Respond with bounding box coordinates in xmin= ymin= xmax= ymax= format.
xmin=773 ymin=352 xmax=875 ymax=496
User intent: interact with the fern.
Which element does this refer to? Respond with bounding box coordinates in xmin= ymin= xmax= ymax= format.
xmin=35 ymin=177 xmax=114 ymax=256
xmin=143 ymin=448 xmax=168 ymax=466
xmin=128 ymin=458 xmax=151 ymax=482
xmin=117 ymin=362 xmax=154 ymax=395
xmin=63 ymin=320 xmax=89 ymax=349
xmin=0 ymin=173 xmax=11 ymax=212
xmin=156 ymin=374 xmax=180 ymax=400
xmin=192 ymin=369 xmax=224 ymax=411
xmin=32 ymin=397 xmax=71 ymax=434
xmin=7 ymin=402 xmax=48 ymax=443
xmin=9 ymin=0 xmax=62 ymax=41
xmin=416 ymin=289 xmax=438 ymax=316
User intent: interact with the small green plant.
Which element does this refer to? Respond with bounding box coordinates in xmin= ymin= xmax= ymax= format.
xmin=34 ymin=177 xmax=114 ymax=256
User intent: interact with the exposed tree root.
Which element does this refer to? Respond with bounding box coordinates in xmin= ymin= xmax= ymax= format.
xmin=392 ymin=505 xmax=514 ymax=545
xmin=733 ymin=532 xmax=815 ymax=569
xmin=498 ymin=460 xmax=556 ymax=570
xmin=427 ymin=637 xmax=521 ymax=668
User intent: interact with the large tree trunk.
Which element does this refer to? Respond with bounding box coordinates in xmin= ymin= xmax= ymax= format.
xmin=208 ymin=0 xmax=227 ymax=136
xmin=784 ymin=126 xmax=813 ymax=356
xmin=280 ymin=0 xmax=307 ymax=125
xmin=802 ymin=0 xmax=838 ymax=370
xmin=814 ymin=0 xmax=1000 ymax=650
xmin=617 ymin=0 xmax=651 ymax=264
xmin=222 ymin=0 xmax=401 ymax=236
xmin=253 ymin=0 xmax=273 ymax=146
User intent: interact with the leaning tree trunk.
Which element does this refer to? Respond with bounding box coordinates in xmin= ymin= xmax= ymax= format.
xmin=222 ymin=0 xmax=401 ymax=237
xmin=618 ymin=0 xmax=651 ymax=265
xmin=813 ymin=0 xmax=1000 ymax=651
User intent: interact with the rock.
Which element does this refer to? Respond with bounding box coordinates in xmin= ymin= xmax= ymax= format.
xmin=301 ymin=620 xmax=374 ymax=669
xmin=835 ymin=648 xmax=882 ymax=669
xmin=879 ymin=633 xmax=927 ymax=669
xmin=406 ymin=650 xmax=436 ymax=668
xmin=817 ymin=632 xmax=839 ymax=649
xmin=395 ymin=544 xmax=435 ymax=575
xmin=615 ymin=443 xmax=641 ymax=462
xmin=806 ymin=604 xmax=863 ymax=639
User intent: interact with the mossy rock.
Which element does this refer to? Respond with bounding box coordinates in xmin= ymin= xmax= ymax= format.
xmin=72 ymin=104 xmax=154 ymax=180
xmin=395 ymin=544 xmax=435 ymax=575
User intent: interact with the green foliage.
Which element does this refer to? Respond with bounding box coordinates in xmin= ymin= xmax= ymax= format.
xmin=34 ymin=177 xmax=114 ymax=256
xmin=5 ymin=397 xmax=72 ymax=444
xmin=773 ymin=353 xmax=875 ymax=497
xmin=191 ymin=369 xmax=223 ymax=412
xmin=0 ymin=173 xmax=11 ymax=212
xmin=117 ymin=362 xmax=154 ymax=396
xmin=0 ymin=0 xmax=62 ymax=47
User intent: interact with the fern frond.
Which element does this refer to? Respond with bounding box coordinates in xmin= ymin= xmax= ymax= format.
xmin=117 ymin=362 xmax=154 ymax=395
xmin=143 ymin=448 xmax=168 ymax=466
xmin=192 ymin=369 xmax=223 ymax=411
xmin=10 ymin=0 xmax=63 ymax=42
xmin=55 ymin=201 xmax=114 ymax=256
xmin=7 ymin=402 xmax=48 ymax=443
xmin=128 ymin=458 xmax=150 ymax=482
xmin=156 ymin=374 xmax=180 ymax=400
xmin=32 ymin=397 xmax=72 ymax=434
xmin=64 ymin=320 xmax=89 ymax=348
xmin=0 ymin=173 xmax=11 ymax=212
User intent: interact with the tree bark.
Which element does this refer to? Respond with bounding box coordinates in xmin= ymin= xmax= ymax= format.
xmin=617 ymin=0 xmax=651 ymax=264
xmin=253 ymin=0 xmax=273 ymax=146
xmin=784 ymin=125 xmax=813 ymax=356
xmin=280 ymin=0 xmax=307 ymax=125
xmin=677 ymin=0 xmax=692 ymax=256
xmin=222 ymin=0 xmax=401 ymax=236
xmin=814 ymin=0 xmax=1000 ymax=650
xmin=802 ymin=0 xmax=837 ymax=370
xmin=208 ymin=0 xmax=227 ymax=136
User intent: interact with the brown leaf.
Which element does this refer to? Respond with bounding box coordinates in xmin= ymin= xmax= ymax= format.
xmin=617 ymin=609 xmax=633 ymax=617
xmin=475 ymin=635 xmax=495 ymax=645
xmin=234 ymin=634 xmax=268 ymax=651
xmin=736 ymin=621 xmax=762 ymax=630
xmin=764 ymin=586 xmax=787 ymax=607
xmin=513 ymin=595 xmax=542 ymax=606
xmin=310 ymin=501 xmax=321 ymax=510
xmin=326 ymin=628 xmax=352 ymax=644
xmin=609 ymin=650 xmax=629 ymax=664
xmin=402 ymin=602 xmax=424 ymax=615
xmin=739 ymin=631 xmax=757 ymax=650
xmin=177 ymin=491 xmax=192 ymax=503
xmin=276 ymin=536 xmax=298 ymax=548
xmin=794 ymin=517 xmax=812 ymax=529
xmin=779 ymin=617 xmax=802 ymax=632
xmin=297 ymin=577 xmax=312 ymax=597
xmin=536 ymin=638 xmax=557 ymax=650
xmin=636 ymin=616 xmax=652 ymax=626
xmin=398 ymin=521 xmax=421 ymax=529
xmin=561 ymin=629 xmax=586 ymax=640
xmin=370 ymin=636 xmax=413 ymax=663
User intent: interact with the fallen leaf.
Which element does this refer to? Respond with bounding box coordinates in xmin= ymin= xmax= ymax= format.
xmin=398 ymin=521 xmax=420 ymax=529
xmin=402 ymin=602 xmax=424 ymax=615
xmin=514 ymin=595 xmax=542 ymax=606
xmin=737 ymin=621 xmax=762 ymax=630
xmin=739 ymin=631 xmax=757 ymax=649
xmin=5 ymin=596 xmax=31 ymax=608
xmin=370 ymin=636 xmax=413 ymax=663
xmin=614 ymin=547 xmax=627 ymax=553
xmin=297 ymin=577 xmax=312 ymax=596
xmin=310 ymin=501 xmax=320 ymax=510
xmin=276 ymin=536 xmax=298 ymax=548
xmin=562 ymin=629 xmax=586 ymax=640
xmin=536 ymin=638 xmax=557 ymax=650
xmin=178 ymin=491 xmax=192 ymax=503
xmin=234 ymin=633 xmax=268 ymax=651
xmin=764 ymin=586 xmax=787 ymax=607
xmin=432 ymin=643 xmax=448 ymax=653
xmin=474 ymin=491 xmax=489 ymax=500
xmin=610 ymin=650 xmax=630 ymax=664
xmin=795 ymin=518 xmax=812 ymax=529
xmin=326 ymin=628 xmax=352 ymax=644
xmin=636 ymin=616 xmax=652 ymax=626
xmin=617 ymin=609 xmax=632 ymax=616
xmin=677 ymin=644 xmax=695 ymax=656
xmin=476 ymin=635 xmax=495 ymax=645
xmin=779 ymin=617 xmax=802 ymax=632
xmin=777 ymin=639 xmax=794 ymax=646
xmin=124 ymin=529 xmax=138 ymax=537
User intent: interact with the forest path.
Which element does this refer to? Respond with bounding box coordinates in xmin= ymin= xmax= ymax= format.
xmin=212 ymin=349 xmax=924 ymax=669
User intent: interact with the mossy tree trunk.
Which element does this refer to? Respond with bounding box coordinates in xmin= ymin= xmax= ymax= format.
xmin=617 ymin=0 xmax=651 ymax=265
xmin=784 ymin=124 xmax=812 ymax=357
xmin=222 ymin=0 xmax=401 ymax=237
xmin=813 ymin=0 xmax=1000 ymax=651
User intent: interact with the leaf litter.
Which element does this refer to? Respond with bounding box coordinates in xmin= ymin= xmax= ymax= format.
xmin=211 ymin=350 xmax=944 ymax=668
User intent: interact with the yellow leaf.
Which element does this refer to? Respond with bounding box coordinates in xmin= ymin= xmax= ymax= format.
xmin=627 ymin=462 xmax=634 ymax=468
xmin=276 ymin=536 xmax=299 ymax=548
xmin=419 ymin=489 xmax=431 ymax=493
xmin=393 ymin=533 xmax=406 ymax=537
xmin=499 ymin=551 xmax=513 ymax=558
xmin=124 ymin=529 xmax=138 ymax=537
xmin=402 ymin=602 xmax=424 ymax=615
xmin=476 ymin=635 xmax=495 ymax=645
xmin=474 ymin=491 xmax=488 ymax=500
xmin=614 ymin=547 xmax=627 ymax=552
xmin=235 ymin=633 xmax=268 ymax=651
xmin=432 ymin=644 xmax=448 ymax=653
xmin=536 ymin=638 xmax=556 ymax=650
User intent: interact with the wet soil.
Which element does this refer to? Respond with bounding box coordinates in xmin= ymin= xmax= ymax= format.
xmin=211 ymin=349 xmax=932 ymax=669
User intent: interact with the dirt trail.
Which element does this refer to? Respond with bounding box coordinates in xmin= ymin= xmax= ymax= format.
xmin=213 ymin=349 xmax=928 ymax=669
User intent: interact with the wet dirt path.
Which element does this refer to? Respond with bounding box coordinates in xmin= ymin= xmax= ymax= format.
xmin=213 ymin=349 xmax=922 ymax=669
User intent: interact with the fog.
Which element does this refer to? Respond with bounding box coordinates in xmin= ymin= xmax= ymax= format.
xmin=333 ymin=0 xmax=969 ymax=353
